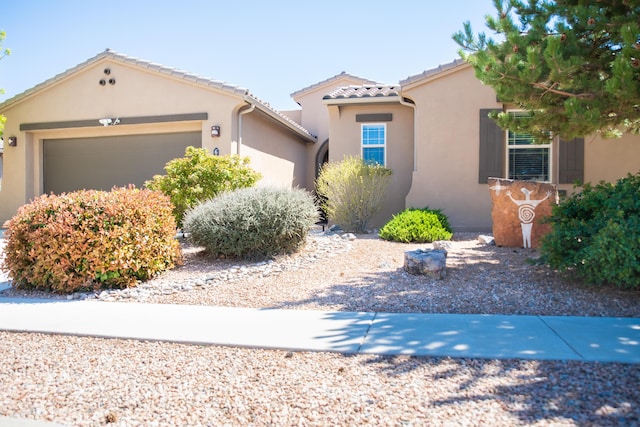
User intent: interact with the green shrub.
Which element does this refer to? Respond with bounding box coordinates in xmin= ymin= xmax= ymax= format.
xmin=1 ymin=187 xmax=180 ymax=294
xmin=184 ymin=186 xmax=319 ymax=259
xmin=145 ymin=146 xmax=262 ymax=228
xmin=379 ymin=207 xmax=453 ymax=243
xmin=315 ymin=156 xmax=392 ymax=233
xmin=540 ymin=173 xmax=640 ymax=289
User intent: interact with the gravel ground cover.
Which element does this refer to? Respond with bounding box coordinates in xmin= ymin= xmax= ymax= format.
xmin=1 ymin=231 xmax=639 ymax=426
xmin=1 ymin=332 xmax=639 ymax=426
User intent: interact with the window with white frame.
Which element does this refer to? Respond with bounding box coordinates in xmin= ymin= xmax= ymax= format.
xmin=506 ymin=112 xmax=551 ymax=182
xmin=361 ymin=123 xmax=386 ymax=166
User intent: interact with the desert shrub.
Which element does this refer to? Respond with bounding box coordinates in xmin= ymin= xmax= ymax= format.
xmin=540 ymin=173 xmax=640 ymax=289
xmin=315 ymin=156 xmax=392 ymax=233
xmin=1 ymin=187 xmax=180 ymax=293
xmin=379 ymin=207 xmax=453 ymax=243
xmin=145 ymin=146 xmax=261 ymax=227
xmin=184 ymin=186 xmax=318 ymax=259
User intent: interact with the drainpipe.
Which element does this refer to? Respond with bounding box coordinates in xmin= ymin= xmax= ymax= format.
xmin=398 ymin=95 xmax=417 ymax=171
xmin=237 ymin=102 xmax=256 ymax=155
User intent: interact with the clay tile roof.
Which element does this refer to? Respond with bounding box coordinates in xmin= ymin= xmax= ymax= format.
xmin=323 ymin=85 xmax=401 ymax=101
xmin=399 ymin=58 xmax=468 ymax=86
xmin=290 ymin=71 xmax=378 ymax=98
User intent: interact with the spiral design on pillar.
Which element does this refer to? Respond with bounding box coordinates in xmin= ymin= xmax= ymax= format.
xmin=518 ymin=205 xmax=536 ymax=224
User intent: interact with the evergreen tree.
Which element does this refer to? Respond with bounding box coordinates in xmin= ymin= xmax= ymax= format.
xmin=453 ymin=0 xmax=640 ymax=139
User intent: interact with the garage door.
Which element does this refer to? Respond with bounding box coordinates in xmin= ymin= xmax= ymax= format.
xmin=44 ymin=132 xmax=200 ymax=194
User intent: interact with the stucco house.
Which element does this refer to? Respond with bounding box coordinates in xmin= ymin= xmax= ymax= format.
xmin=0 ymin=49 xmax=317 ymax=224
xmin=325 ymin=59 xmax=640 ymax=231
xmin=2 ymin=50 xmax=640 ymax=231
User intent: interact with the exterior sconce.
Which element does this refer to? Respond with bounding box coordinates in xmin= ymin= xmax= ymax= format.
xmin=213 ymin=147 xmax=220 ymax=156
xmin=211 ymin=125 xmax=221 ymax=137
xmin=8 ymin=136 xmax=17 ymax=147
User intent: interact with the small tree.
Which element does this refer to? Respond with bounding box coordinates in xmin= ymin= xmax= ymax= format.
xmin=315 ymin=156 xmax=392 ymax=233
xmin=453 ymin=0 xmax=640 ymax=139
xmin=145 ymin=146 xmax=261 ymax=227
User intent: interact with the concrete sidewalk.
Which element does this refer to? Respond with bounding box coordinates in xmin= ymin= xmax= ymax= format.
xmin=0 ymin=298 xmax=638 ymax=363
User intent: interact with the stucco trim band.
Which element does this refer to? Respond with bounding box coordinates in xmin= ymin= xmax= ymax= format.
xmin=20 ymin=112 xmax=209 ymax=131
xmin=356 ymin=113 xmax=393 ymax=122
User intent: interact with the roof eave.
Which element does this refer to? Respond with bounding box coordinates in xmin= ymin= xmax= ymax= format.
xmin=0 ymin=51 xmax=108 ymax=111
xmin=290 ymin=71 xmax=378 ymax=100
xmin=0 ymin=49 xmax=250 ymax=111
xmin=399 ymin=59 xmax=471 ymax=90
xmin=322 ymin=95 xmax=401 ymax=106
xmin=245 ymin=95 xmax=317 ymax=143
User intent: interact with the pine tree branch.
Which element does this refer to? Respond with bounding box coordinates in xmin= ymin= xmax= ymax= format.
xmin=498 ymin=72 xmax=596 ymax=99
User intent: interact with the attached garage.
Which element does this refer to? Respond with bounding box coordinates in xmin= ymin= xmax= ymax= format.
xmin=0 ymin=50 xmax=317 ymax=224
xmin=43 ymin=131 xmax=200 ymax=194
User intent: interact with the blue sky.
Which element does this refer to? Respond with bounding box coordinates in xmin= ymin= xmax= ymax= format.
xmin=1 ymin=0 xmax=498 ymax=111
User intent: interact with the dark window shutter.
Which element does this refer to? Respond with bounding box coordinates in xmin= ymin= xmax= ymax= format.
xmin=478 ymin=108 xmax=504 ymax=184
xmin=558 ymin=137 xmax=584 ymax=184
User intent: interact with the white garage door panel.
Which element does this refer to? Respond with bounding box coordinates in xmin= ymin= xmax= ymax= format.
xmin=44 ymin=132 xmax=200 ymax=194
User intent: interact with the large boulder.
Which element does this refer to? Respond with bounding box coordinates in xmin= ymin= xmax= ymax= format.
xmin=488 ymin=178 xmax=558 ymax=249
xmin=404 ymin=249 xmax=447 ymax=279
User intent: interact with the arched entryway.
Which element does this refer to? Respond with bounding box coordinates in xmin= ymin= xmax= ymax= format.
xmin=315 ymin=138 xmax=329 ymax=178
xmin=314 ymin=139 xmax=329 ymax=226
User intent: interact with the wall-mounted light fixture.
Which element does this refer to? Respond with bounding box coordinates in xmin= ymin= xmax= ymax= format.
xmin=7 ymin=136 xmax=17 ymax=147
xmin=213 ymin=147 xmax=220 ymax=156
xmin=211 ymin=125 xmax=221 ymax=137
xmin=98 ymin=118 xmax=120 ymax=127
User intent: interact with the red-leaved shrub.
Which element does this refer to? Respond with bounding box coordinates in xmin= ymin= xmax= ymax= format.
xmin=1 ymin=187 xmax=181 ymax=293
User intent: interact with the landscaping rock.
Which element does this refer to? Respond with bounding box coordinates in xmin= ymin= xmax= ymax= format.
xmin=404 ymin=249 xmax=447 ymax=279
xmin=478 ymin=235 xmax=495 ymax=245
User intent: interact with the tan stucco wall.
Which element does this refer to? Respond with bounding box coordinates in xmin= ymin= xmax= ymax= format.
xmin=239 ymin=110 xmax=308 ymax=189
xmin=292 ymin=76 xmax=375 ymax=190
xmin=552 ymin=132 xmax=640 ymax=198
xmin=0 ymin=58 xmax=308 ymax=224
xmin=403 ymin=65 xmax=640 ymax=231
xmin=326 ymin=102 xmax=414 ymax=228
xmin=403 ymin=65 xmax=501 ymax=231
xmin=280 ymin=109 xmax=301 ymax=124
xmin=584 ymin=133 xmax=640 ymax=184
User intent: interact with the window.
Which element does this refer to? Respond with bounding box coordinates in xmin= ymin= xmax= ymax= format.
xmin=361 ymin=123 xmax=386 ymax=165
xmin=506 ymin=112 xmax=551 ymax=182
xmin=479 ymin=109 xmax=581 ymax=184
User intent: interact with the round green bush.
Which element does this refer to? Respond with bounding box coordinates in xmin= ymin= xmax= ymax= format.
xmin=184 ymin=187 xmax=319 ymax=259
xmin=540 ymin=172 xmax=640 ymax=289
xmin=1 ymin=188 xmax=180 ymax=293
xmin=379 ymin=207 xmax=453 ymax=243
